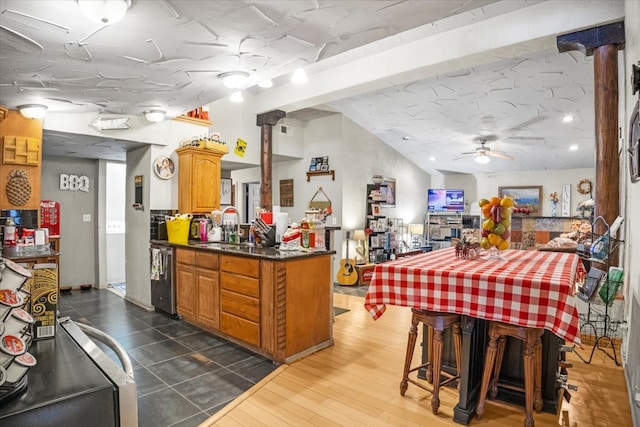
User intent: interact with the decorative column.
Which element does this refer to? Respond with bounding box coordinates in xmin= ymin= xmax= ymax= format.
xmin=557 ymin=21 xmax=625 ymax=265
xmin=256 ymin=110 xmax=286 ymax=211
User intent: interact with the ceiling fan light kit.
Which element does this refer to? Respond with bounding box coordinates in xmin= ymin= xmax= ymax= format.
xmin=18 ymin=104 xmax=48 ymax=120
xmin=77 ymin=0 xmax=131 ymax=24
xmin=475 ymin=154 xmax=491 ymax=164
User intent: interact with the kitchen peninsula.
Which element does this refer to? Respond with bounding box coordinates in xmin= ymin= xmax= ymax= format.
xmin=151 ymin=240 xmax=335 ymax=364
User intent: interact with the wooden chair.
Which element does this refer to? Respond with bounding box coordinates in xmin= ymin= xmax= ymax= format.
xmin=400 ymin=309 xmax=462 ymax=415
xmin=477 ymin=321 xmax=544 ymax=427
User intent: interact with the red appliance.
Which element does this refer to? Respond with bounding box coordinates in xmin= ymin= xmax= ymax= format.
xmin=40 ymin=200 xmax=60 ymax=237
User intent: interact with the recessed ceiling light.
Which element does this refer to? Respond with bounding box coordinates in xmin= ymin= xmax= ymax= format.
xmin=291 ymin=69 xmax=307 ymax=84
xmin=562 ymin=115 xmax=574 ymax=123
xmin=402 ymin=136 xmax=411 ymax=140
xmin=77 ymin=0 xmax=131 ymax=24
xmin=569 ymin=144 xmax=579 ymax=151
xmin=429 ymin=156 xmax=436 ymax=161
xmin=258 ymin=79 xmax=273 ymax=88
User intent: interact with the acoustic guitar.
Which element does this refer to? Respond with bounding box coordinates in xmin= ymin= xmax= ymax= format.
xmin=336 ymin=231 xmax=358 ymax=285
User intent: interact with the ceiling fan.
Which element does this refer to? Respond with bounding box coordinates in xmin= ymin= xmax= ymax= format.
xmin=455 ymin=139 xmax=514 ymax=164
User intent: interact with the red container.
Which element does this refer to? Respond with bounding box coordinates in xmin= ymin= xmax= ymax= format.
xmin=259 ymin=212 xmax=273 ymax=224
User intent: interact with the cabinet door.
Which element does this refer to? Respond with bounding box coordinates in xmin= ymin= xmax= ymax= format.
xmin=176 ymin=263 xmax=197 ymax=320
xmin=192 ymin=154 xmax=221 ymax=212
xmin=197 ymin=268 xmax=219 ymax=329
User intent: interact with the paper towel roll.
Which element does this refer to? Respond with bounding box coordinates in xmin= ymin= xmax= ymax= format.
xmin=272 ymin=205 xmax=281 ymax=214
xmin=274 ymin=212 xmax=288 ymax=243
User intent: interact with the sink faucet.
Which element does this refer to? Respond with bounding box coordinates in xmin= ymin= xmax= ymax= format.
xmin=221 ymin=206 xmax=241 ymax=243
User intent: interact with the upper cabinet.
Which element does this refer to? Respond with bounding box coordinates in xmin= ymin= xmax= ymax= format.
xmin=177 ymin=146 xmax=228 ymax=214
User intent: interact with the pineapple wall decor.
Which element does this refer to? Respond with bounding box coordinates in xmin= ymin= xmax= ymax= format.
xmin=6 ymin=169 xmax=32 ymax=206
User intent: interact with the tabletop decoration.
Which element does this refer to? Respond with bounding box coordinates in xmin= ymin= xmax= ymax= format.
xmin=479 ymin=195 xmax=513 ymax=259
xmin=454 ymin=237 xmax=480 ymax=259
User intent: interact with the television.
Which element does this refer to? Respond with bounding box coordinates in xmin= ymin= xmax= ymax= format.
xmin=427 ymin=189 xmax=464 ymax=213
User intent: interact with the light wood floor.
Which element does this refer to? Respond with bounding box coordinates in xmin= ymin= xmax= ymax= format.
xmin=201 ymin=293 xmax=633 ymax=427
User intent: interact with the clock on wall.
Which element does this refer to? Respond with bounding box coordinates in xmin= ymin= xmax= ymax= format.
xmin=561 ymin=184 xmax=571 ymax=217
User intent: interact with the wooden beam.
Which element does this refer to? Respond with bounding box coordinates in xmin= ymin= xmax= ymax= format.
xmin=557 ymin=22 xmax=624 ymax=265
xmin=256 ymin=110 xmax=286 ymax=211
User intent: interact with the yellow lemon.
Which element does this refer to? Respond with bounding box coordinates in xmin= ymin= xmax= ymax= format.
xmin=500 ymin=197 xmax=514 ymax=208
xmin=480 ymin=237 xmax=491 ymax=250
xmin=488 ymin=233 xmax=502 ymax=246
xmin=497 ymin=240 xmax=510 ymax=251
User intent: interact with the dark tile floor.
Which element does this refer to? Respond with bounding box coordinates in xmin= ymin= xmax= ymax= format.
xmin=58 ymin=289 xmax=279 ymax=427
xmin=333 ymin=282 xmax=369 ymax=298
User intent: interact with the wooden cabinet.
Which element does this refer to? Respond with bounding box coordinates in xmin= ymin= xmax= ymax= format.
xmin=177 ymin=146 xmax=227 ymax=214
xmin=196 ymin=251 xmax=219 ymax=330
xmin=175 ymin=248 xmax=220 ymax=327
xmin=220 ymin=256 xmax=260 ymax=346
xmin=173 ymin=247 xmax=333 ymax=363
xmin=176 ymin=249 xmax=197 ymax=320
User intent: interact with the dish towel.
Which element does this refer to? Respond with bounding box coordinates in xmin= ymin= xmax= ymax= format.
xmin=151 ymin=248 xmax=162 ymax=281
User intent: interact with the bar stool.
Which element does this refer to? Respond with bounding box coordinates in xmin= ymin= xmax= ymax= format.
xmin=400 ymin=309 xmax=462 ymax=415
xmin=477 ymin=321 xmax=544 ymax=427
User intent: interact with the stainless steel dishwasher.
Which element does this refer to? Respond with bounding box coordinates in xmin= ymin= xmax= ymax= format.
xmin=150 ymin=243 xmax=176 ymax=316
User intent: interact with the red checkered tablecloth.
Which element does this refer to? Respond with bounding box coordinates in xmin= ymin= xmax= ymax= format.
xmin=364 ymin=247 xmax=586 ymax=345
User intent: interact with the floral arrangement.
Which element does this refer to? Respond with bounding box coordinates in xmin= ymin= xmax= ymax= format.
xmin=549 ymin=192 xmax=559 ymax=203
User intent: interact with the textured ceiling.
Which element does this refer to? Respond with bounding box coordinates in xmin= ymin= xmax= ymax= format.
xmin=0 ymin=1 xmax=611 ymax=174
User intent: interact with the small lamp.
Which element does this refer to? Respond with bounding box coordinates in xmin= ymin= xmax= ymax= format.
xmin=144 ymin=110 xmax=165 ymax=123
xmin=352 ymin=229 xmax=367 ymax=264
xmin=18 ymin=104 xmax=48 ymax=119
xmin=408 ymin=223 xmax=424 ymax=249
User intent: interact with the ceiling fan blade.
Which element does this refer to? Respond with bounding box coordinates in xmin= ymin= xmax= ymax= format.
xmin=459 ymin=151 xmax=479 ymax=155
xmin=509 ymin=115 xmax=547 ymax=132
xmin=506 ymin=136 xmax=544 ymax=142
xmin=488 ymin=151 xmax=514 ymax=160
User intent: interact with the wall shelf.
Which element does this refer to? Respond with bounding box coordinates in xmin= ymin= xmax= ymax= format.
xmin=172 ymin=115 xmax=212 ymax=127
xmin=306 ymin=170 xmax=335 ymax=182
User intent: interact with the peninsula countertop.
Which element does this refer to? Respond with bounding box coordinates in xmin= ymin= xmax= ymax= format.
xmin=149 ymin=239 xmax=335 ymax=260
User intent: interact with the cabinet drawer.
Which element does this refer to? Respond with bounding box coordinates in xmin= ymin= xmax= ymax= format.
xmin=220 ymin=255 xmax=259 ymax=278
xmin=196 ymin=251 xmax=219 ymax=269
xmin=176 ymin=249 xmax=195 ymax=265
xmin=221 ymin=290 xmax=259 ymax=322
xmin=220 ymin=313 xmax=259 ymax=347
xmin=220 ymin=272 xmax=259 ymax=298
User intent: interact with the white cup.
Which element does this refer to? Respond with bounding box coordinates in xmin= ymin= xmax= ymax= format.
xmin=0 ymin=259 xmax=31 ymax=292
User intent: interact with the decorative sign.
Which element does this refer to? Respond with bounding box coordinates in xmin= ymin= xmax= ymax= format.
xmin=234 ymin=138 xmax=247 ymax=157
xmin=59 ymin=174 xmax=89 ymax=192
xmin=280 ymin=179 xmax=294 ymax=207
xmin=221 ymin=178 xmax=232 ymax=205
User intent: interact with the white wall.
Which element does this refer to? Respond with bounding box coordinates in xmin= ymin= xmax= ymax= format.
xmin=124 ymin=145 xmax=153 ymax=309
xmin=40 ymin=156 xmax=98 ymax=287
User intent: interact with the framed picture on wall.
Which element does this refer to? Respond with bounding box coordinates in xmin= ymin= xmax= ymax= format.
xmin=380 ymin=177 xmax=396 ymax=207
xmin=221 ymin=178 xmax=232 ymax=205
xmin=498 ymin=185 xmax=542 ymax=215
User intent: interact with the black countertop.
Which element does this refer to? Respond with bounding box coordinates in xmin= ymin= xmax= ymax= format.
xmin=0 ymin=327 xmax=117 ymax=426
xmin=150 ymin=239 xmax=335 ymax=260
